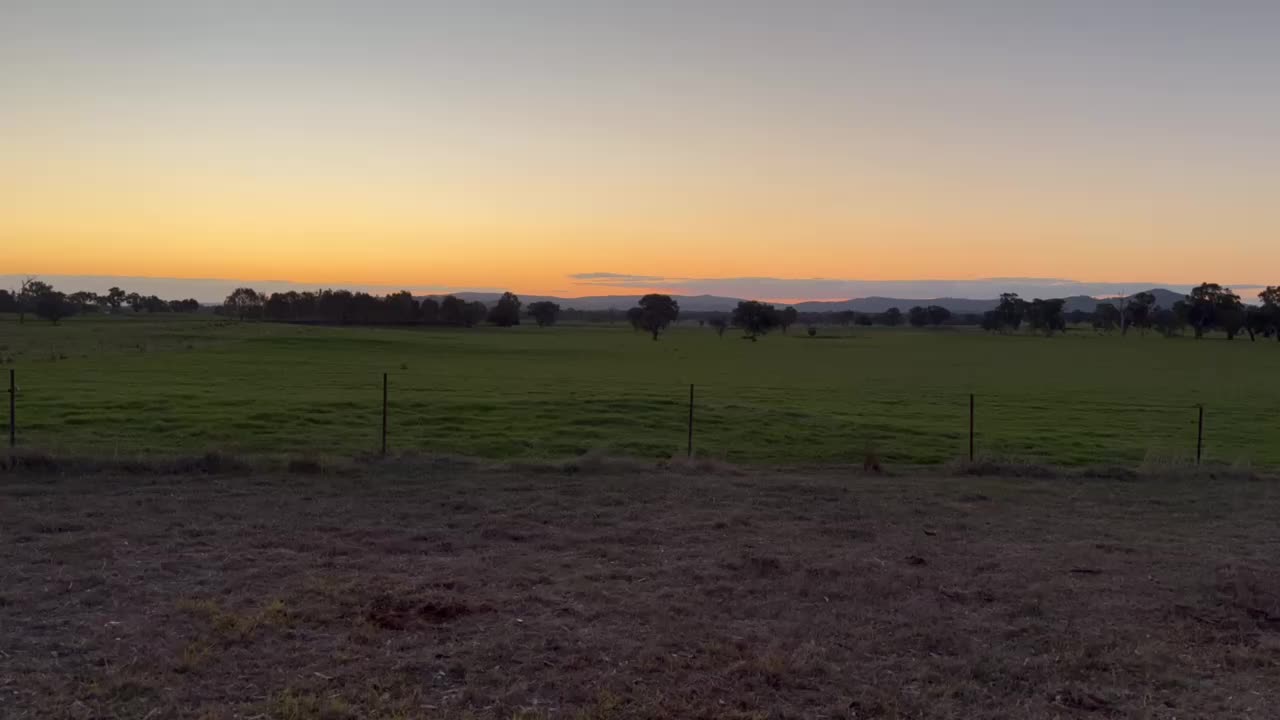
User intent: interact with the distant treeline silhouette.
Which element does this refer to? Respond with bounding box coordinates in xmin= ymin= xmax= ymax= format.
xmin=0 ymin=278 xmax=200 ymax=325
xmin=7 ymin=278 xmax=1279 ymax=341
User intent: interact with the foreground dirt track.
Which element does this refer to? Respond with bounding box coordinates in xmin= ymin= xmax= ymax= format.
xmin=2 ymin=462 xmax=1279 ymax=719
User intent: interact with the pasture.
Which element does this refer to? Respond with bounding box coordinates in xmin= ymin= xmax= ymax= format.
xmin=2 ymin=313 xmax=1279 ymax=467
xmin=3 ymin=463 xmax=1278 ymax=718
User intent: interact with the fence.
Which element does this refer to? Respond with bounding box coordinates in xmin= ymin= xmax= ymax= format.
xmin=6 ymin=367 xmax=1266 ymax=469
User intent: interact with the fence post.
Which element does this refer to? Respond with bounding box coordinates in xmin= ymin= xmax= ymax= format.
xmin=8 ymin=369 xmax=14 ymax=449
xmin=381 ymin=372 xmax=388 ymax=456
xmin=968 ymin=393 xmax=974 ymax=462
xmin=687 ymin=384 xmax=695 ymax=458
xmin=1196 ymin=404 xmax=1204 ymax=465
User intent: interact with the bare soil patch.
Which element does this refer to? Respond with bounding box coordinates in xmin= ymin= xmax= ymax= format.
xmin=2 ymin=464 xmax=1278 ymax=718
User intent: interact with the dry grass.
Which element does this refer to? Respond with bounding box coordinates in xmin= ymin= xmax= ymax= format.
xmin=2 ymin=463 xmax=1279 ymax=718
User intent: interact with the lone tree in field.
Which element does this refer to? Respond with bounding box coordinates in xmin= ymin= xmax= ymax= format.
xmin=731 ymin=300 xmax=780 ymax=340
xmin=527 ymin=301 xmax=561 ymax=327
xmin=879 ymin=307 xmax=903 ymax=326
xmin=487 ymin=292 xmax=522 ymax=327
xmin=780 ymin=306 xmax=798 ymax=333
xmin=707 ymin=315 xmax=728 ymax=338
xmin=34 ymin=289 xmax=75 ymax=325
xmin=633 ymin=294 xmax=679 ymax=340
xmin=1092 ymin=302 xmax=1121 ymax=332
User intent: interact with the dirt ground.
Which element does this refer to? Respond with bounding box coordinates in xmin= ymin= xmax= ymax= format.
xmin=2 ymin=460 xmax=1279 ymax=719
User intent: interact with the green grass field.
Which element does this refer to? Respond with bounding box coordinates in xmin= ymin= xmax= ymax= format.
xmin=2 ymin=313 xmax=1278 ymax=466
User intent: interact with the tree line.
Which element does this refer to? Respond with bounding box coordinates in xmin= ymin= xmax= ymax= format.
xmin=10 ymin=277 xmax=1279 ymax=342
xmin=215 ymin=287 xmax=566 ymax=328
xmin=0 ymin=278 xmax=200 ymax=324
xmin=977 ymin=284 xmax=1280 ymax=340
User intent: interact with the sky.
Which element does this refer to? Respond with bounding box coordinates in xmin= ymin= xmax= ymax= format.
xmin=2 ymin=1 xmax=1278 ymax=301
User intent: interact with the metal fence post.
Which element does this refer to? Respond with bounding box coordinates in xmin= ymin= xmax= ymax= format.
xmin=1196 ymin=404 xmax=1204 ymax=465
xmin=687 ymin=384 xmax=695 ymax=458
xmin=969 ymin=393 xmax=975 ymax=462
xmin=381 ymin=372 xmax=388 ymax=456
xmin=8 ymin=369 xmax=14 ymax=449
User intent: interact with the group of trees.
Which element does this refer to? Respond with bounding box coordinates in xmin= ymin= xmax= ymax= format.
xmin=907 ymin=305 xmax=952 ymax=327
xmin=219 ymin=288 xmax=565 ymax=328
xmin=977 ymin=283 xmax=1280 ymax=341
xmin=0 ymin=278 xmax=201 ymax=324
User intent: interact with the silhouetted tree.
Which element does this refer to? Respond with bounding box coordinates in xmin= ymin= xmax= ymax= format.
xmin=879 ymin=307 xmax=903 ymax=326
xmin=1123 ymin=292 xmax=1155 ymax=335
xmin=527 ymin=301 xmax=561 ymax=327
xmin=1092 ymin=302 xmax=1121 ymax=332
xmin=68 ymin=291 xmax=100 ymax=313
xmin=855 ymin=313 xmax=873 ymax=326
xmin=1186 ymin=283 xmax=1241 ymax=339
xmin=980 ymin=310 xmax=1001 ymax=332
xmin=487 ymin=292 xmax=522 ymax=327
xmin=836 ymin=310 xmax=856 ymax=327
xmin=626 ymin=306 xmax=644 ymax=332
xmin=0 ymin=289 xmax=16 ymax=313
xmin=384 ymin=291 xmax=419 ymax=323
xmin=634 ymin=294 xmax=679 ymax=340
xmin=907 ymin=306 xmax=929 ymax=327
xmin=1218 ymin=301 xmax=1246 ymax=340
xmin=222 ymin=287 xmax=264 ymax=320
xmin=708 ymin=316 xmax=728 ymax=338
xmin=420 ymin=297 xmax=440 ymax=324
xmin=1260 ymin=287 xmax=1280 ymax=341
xmin=464 ymin=301 xmax=488 ymax=328
xmin=1245 ymin=306 xmax=1270 ymax=342
xmin=1153 ymin=308 xmax=1180 ymax=337
xmin=1026 ymin=298 xmax=1066 ymax=336
xmin=780 ymin=306 xmax=798 ymax=333
xmin=995 ymin=293 xmax=1027 ymax=332
xmin=731 ymin=300 xmax=779 ymax=339
xmin=34 ymin=289 xmax=75 ymax=324
xmin=926 ymin=305 xmax=951 ymax=326
xmin=18 ymin=277 xmax=51 ymax=324
xmin=103 ymin=286 xmax=127 ymax=313
xmin=439 ymin=295 xmax=468 ymax=326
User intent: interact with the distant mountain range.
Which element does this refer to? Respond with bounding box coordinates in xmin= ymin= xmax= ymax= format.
xmin=430 ymin=288 xmax=1194 ymax=314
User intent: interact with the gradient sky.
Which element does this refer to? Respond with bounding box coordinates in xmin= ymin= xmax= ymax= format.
xmin=3 ymin=1 xmax=1278 ymax=300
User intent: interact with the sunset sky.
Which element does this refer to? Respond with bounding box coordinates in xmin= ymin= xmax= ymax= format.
xmin=3 ymin=2 xmax=1277 ymax=301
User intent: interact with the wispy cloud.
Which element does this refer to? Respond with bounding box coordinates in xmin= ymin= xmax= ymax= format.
xmin=568 ymin=272 xmax=667 ymax=283
xmin=568 ymin=272 xmax=1266 ymax=301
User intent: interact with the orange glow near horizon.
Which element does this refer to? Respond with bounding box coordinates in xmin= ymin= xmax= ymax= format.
xmin=3 ymin=4 xmax=1279 ymax=299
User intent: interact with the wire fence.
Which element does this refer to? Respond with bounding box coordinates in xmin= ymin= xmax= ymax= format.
xmin=4 ymin=368 xmax=1274 ymax=468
